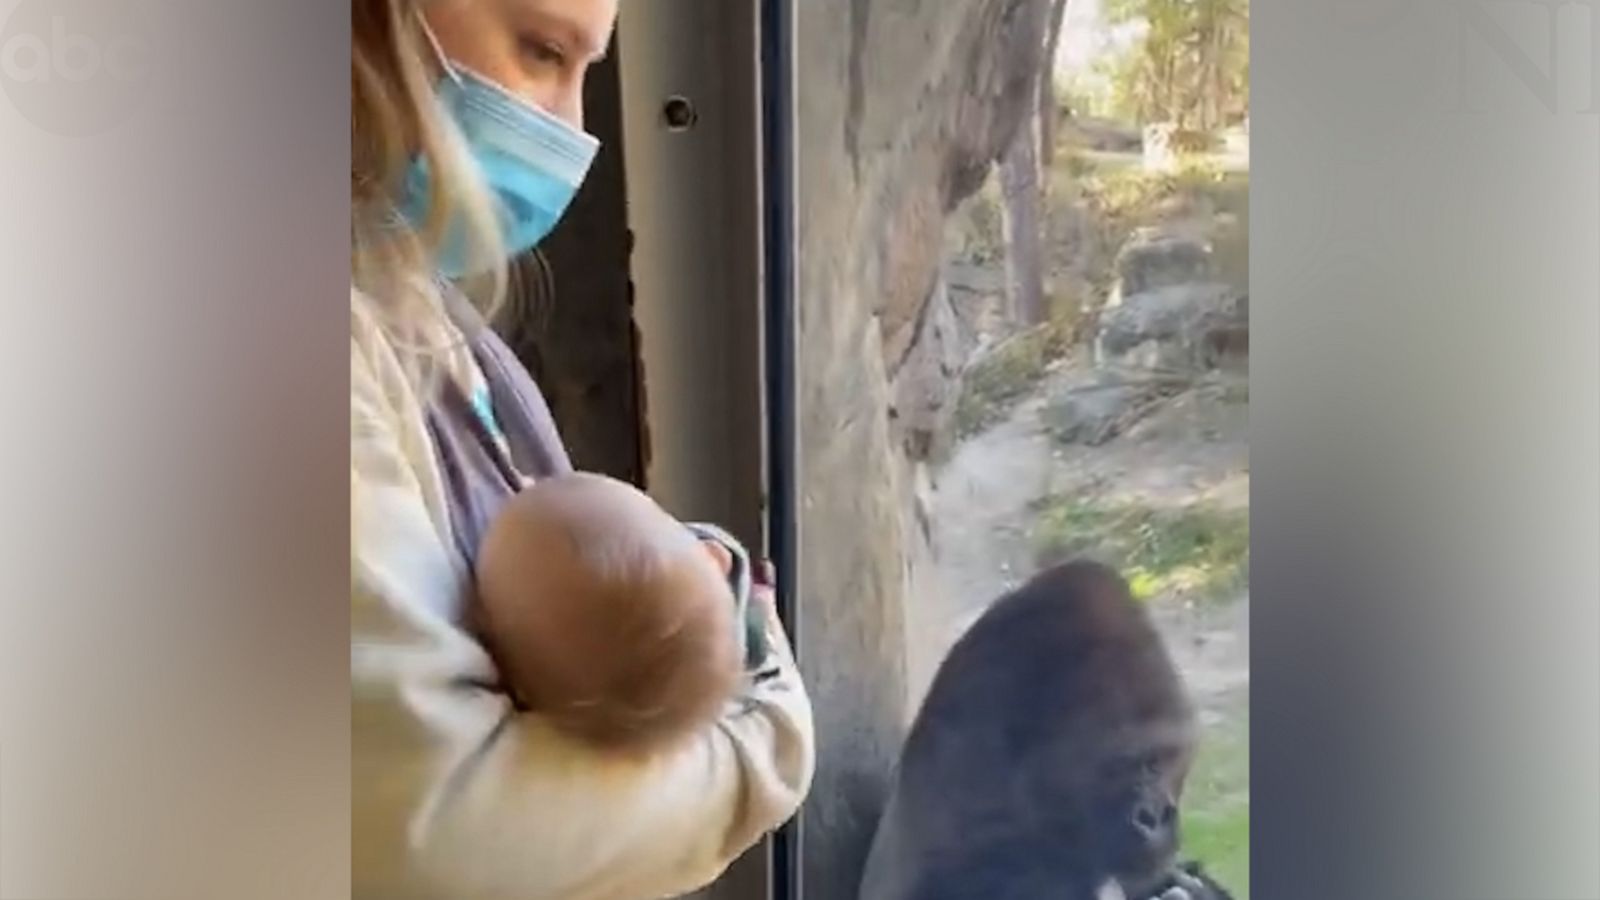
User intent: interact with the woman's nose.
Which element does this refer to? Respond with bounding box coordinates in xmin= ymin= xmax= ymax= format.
xmin=549 ymin=81 xmax=585 ymax=130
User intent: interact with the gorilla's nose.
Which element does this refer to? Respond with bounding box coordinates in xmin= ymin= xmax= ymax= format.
xmin=1131 ymin=797 xmax=1177 ymax=841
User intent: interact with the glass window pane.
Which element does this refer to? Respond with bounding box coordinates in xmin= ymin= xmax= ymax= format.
xmin=794 ymin=1 xmax=1250 ymax=896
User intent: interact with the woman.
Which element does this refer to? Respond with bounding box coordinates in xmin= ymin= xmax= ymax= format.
xmin=350 ymin=1 xmax=815 ymax=898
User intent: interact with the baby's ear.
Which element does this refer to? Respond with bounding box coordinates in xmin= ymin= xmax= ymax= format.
xmin=700 ymin=538 xmax=735 ymax=577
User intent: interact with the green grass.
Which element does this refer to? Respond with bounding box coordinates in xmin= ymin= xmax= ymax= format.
xmin=1031 ymin=494 xmax=1249 ymax=605
xmin=1183 ymin=700 xmax=1251 ymax=898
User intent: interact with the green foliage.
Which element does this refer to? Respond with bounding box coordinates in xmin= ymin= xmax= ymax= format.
xmin=1100 ymin=0 xmax=1249 ymax=130
xmin=1032 ymin=495 xmax=1249 ymax=605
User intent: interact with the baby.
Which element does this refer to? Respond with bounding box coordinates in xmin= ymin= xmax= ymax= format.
xmin=475 ymin=471 xmax=766 ymax=757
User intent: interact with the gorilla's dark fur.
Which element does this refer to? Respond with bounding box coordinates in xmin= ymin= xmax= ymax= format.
xmin=859 ymin=561 xmax=1229 ymax=900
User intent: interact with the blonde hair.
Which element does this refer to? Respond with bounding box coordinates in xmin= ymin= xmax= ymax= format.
xmin=351 ymin=0 xmax=509 ymax=366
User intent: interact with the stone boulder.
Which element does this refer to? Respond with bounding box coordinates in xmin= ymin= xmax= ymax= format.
xmin=1095 ymin=282 xmax=1248 ymax=373
xmin=1042 ymin=373 xmax=1189 ymax=446
xmin=1191 ymin=291 xmax=1250 ymax=372
xmin=1111 ymin=228 xmax=1215 ymax=302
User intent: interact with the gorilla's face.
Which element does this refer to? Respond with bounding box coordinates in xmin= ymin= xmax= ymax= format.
xmin=1093 ymin=742 xmax=1193 ymax=896
xmin=1014 ymin=716 xmax=1194 ymax=897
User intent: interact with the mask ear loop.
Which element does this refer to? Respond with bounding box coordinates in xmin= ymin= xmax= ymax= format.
xmin=415 ymin=11 xmax=465 ymax=88
xmin=415 ymin=9 xmax=522 ymax=104
xmin=413 ymin=9 xmax=518 ymax=282
xmin=414 ymin=8 xmax=594 ymax=146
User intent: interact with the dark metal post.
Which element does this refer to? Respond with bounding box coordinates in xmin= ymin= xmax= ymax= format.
xmin=759 ymin=0 xmax=801 ymax=898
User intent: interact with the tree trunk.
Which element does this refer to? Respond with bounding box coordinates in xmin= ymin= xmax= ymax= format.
xmin=1000 ymin=89 xmax=1045 ymax=327
xmin=1037 ymin=0 xmax=1071 ymax=178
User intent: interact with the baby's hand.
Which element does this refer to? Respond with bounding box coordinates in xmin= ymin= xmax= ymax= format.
xmin=700 ymin=540 xmax=776 ymax=586
xmin=752 ymin=559 xmax=775 ymax=588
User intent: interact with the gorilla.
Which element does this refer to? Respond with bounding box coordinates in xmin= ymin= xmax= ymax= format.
xmin=858 ymin=561 xmax=1235 ymax=900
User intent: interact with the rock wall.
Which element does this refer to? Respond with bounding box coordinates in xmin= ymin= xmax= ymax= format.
xmin=795 ymin=2 xmax=1052 ymax=897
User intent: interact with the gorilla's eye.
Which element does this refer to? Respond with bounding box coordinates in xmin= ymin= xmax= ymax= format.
xmin=1130 ymin=752 xmax=1171 ymax=782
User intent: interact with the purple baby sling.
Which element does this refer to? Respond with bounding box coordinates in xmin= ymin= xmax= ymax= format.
xmin=422 ymin=301 xmax=572 ymax=569
xmin=421 ymin=293 xmax=770 ymax=672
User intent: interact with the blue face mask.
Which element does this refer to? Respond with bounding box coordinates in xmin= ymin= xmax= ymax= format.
xmin=400 ymin=26 xmax=600 ymax=278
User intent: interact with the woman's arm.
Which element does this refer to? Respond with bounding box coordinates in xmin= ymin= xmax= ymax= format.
xmin=352 ymin=316 xmax=815 ymax=900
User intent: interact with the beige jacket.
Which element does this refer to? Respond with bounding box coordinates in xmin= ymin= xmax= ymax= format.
xmin=351 ymin=291 xmax=815 ymax=900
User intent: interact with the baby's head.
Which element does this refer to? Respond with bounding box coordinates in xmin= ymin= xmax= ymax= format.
xmin=475 ymin=472 xmax=742 ymax=757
